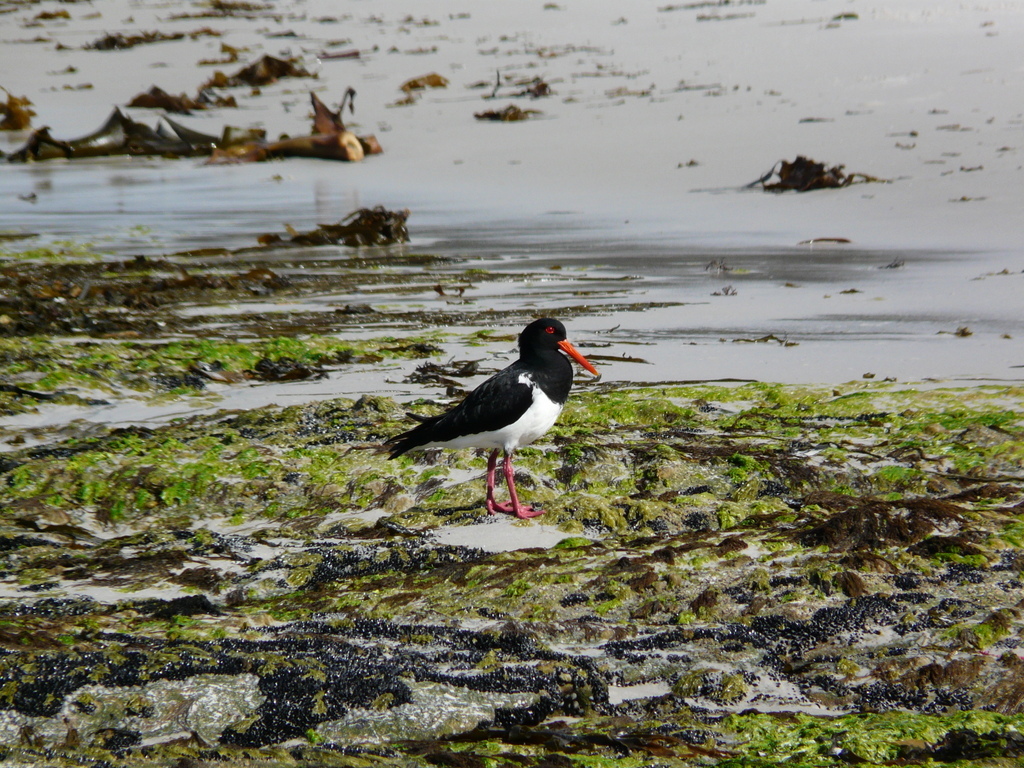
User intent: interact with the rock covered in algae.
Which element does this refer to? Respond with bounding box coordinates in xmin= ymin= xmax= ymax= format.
xmin=0 ymin=381 xmax=1022 ymax=766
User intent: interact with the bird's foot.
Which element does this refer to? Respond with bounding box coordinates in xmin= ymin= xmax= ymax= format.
xmin=513 ymin=505 xmax=546 ymax=519
xmin=486 ymin=499 xmax=546 ymax=519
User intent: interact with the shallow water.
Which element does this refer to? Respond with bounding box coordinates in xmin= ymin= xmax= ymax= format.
xmin=2 ymin=0 xmax=1023 ymax=392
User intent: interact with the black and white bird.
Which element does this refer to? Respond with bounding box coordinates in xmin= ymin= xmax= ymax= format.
xmin=386 ymin=318 xmax=598 ymax=519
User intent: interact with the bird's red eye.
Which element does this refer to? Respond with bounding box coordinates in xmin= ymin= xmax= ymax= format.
xmin=545 ymin=326 xmax=555 ymax=334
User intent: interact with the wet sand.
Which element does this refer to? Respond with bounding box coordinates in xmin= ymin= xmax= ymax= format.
xmin=2 ymin=0 xmax=1023 ymax=385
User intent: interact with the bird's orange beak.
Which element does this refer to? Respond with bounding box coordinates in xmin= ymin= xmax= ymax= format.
xmin=558 ymin=339 xmax=599 ymax=376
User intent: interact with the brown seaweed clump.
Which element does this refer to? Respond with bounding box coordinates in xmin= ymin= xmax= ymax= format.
xmin=126 ymin=85 xmax=238 ymax=113
xmin=757 ymin=155 xmax=883 ymax=192
xmin=4 ymin=110 xmax=212 ymax=162
xmin=258 ymin=206 xmax=410 ymax=248
xmin=797 ymin=496 xmax=967 ymax=551
xmin=474 ymin=104 xmax=540 ymax=122
xmin=5 ymin=90 xmax=377 ymax=164
xmin=0 ymin=88 xmax=34 ymax=130
xmin=85 ymin=31 xmax=185 ymax=50
xmin=203 ymin=54 xmax=315 ymax=89
xmin=206 ymin=90 xmax=380 ymax=164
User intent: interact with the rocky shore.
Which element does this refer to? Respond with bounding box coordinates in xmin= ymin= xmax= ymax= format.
xmin=2 ymin=321 xmax=1023 ymax=765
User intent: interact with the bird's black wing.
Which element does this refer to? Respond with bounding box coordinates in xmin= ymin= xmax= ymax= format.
xmin=386 ymin=364 xmax=534 ymax=457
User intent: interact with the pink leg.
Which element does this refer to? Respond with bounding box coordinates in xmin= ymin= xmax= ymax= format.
xmin=501 ymin=451 xmax=545 ymax=519
xmin=485 ymin=450 xmax=545 ymax=518
xmin=484 ymin=449 xmax=507 ymax=515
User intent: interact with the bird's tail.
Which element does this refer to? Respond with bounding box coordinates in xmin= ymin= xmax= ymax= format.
xmin=384 ymin=412 xmax=439 ymax=459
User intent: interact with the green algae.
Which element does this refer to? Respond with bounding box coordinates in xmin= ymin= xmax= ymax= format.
xmin=0 ymin=241 xmax=106 ymax=262
xmin=718 ymin=710 xmax=1024 ymax=766
xmin=0 ymin=380 xmax=1022 ymax=766
xmin=0 ymin=334 xmax=447 ymax=411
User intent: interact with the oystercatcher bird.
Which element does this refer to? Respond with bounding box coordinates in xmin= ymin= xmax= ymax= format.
xmin=386 ymin=318 xmax=598 ymax=519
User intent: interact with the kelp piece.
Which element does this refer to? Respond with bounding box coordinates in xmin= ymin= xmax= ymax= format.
xmin=160 ymin=116 xmax=219 ymax=150
xmin=127 ymin=82 xmax=237 ymax=113
xmin=474 ymin=104 xmax=539 ymax=121
xmin=311 ymin=86 xmax=354 ymax=134
xmin=309 ymin=206 xmax=410 ymax=246
xmin=198 ymin=42 xmax=242 ymax=66
xmin=309 ymin=88 xmax=381 ymax=156
xmin=756 ymin=155 xmax=881 ymax=192
xmin=167 ymin=0 xmax=274 ymax=20
xmin=0 ymin=89 xmax=35 ymax=130
xmin=207 ymin=90 xmax=380 ymax=164
xmin=318 ymin=48 xmax=362 ymax=61
xmin=161 ymin=117 xmax=265 ymax=152
xmin=5 ymin=90 xmax=376 ymax=164
xmin=6 ymin=110 xmax=210 ymax=162
xmin=514 ymin=77 xmax=552 ymax=98
xmin=85 ymin=31 xmax=186 ymax=50
xmin=399 ymin=73 xmax=449 ymax=93
xmin=391 ymin=73 xmax=449 ymax=106
xmin=127 ymin=86 xmax=205 ymax=113
xmin=203 ymin=55 xmax=315 ymax=88
xmin=218 ymin=124 xmax=267 ymax=146
xmin=480 ymin=70 xmax=553 ymax=100
xmin=194 ymin=87 xmax=238 ymax=108
xmin=258 ymin=206 xmax=410 ymax=248
xmin=84 ymin=28 xmax=222 ymax=50
xmin=209 ymin=131 xmax=366 ymax=163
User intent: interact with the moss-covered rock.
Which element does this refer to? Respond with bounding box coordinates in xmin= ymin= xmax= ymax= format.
xmin=2 ymin=239 xmax=1024 ymax=765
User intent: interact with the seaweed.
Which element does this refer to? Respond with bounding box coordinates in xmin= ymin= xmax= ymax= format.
xmin=755 ymin=155 xmax=884 ymax=192
xmin=257 ymin=205 xmax=409 ymax=247
xmin=0 ymin=88 xmax=34 ymax=130
xmin=474 ymin=104 xmax=540 ymax=122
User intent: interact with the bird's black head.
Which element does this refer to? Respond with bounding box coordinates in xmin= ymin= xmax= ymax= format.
xmin=519 ymin=318 xmax=599 ymax=375
xmin=519 ymin=318 xmax=568 ymax=351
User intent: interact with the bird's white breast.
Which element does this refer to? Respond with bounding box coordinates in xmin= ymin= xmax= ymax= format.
xmin=495 ymin=373 xmax=563 ymax=450
xmin=424 ymin=373 xmax=563 ymax=452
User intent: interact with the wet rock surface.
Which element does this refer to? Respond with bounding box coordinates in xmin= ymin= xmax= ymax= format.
xmin=0 ymin=234 xmax=1022 ymax=767
xmin=1 ymin=358 xmax=1023 ymax=765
